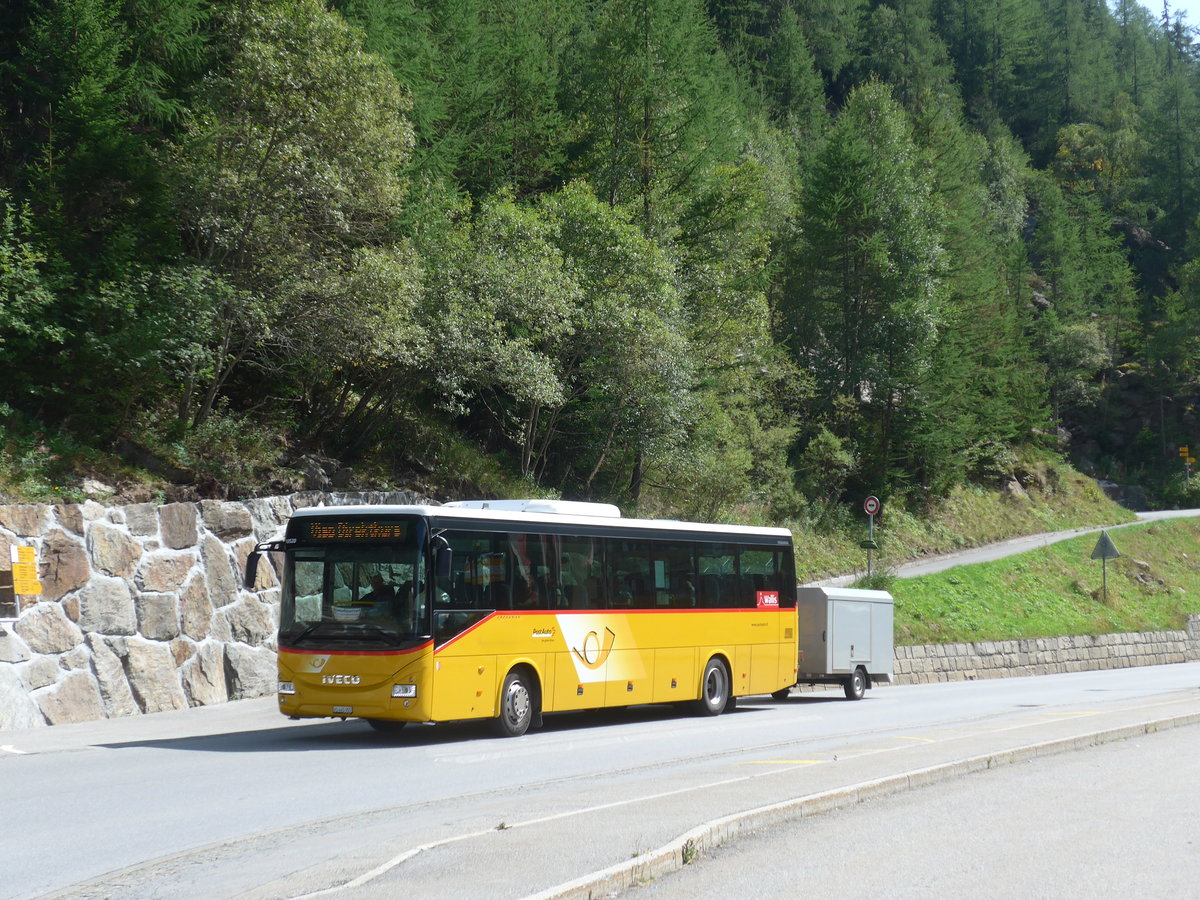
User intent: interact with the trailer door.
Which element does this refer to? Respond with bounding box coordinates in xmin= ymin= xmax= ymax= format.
xmin=830 ymin=599 xmax=872 ymax=673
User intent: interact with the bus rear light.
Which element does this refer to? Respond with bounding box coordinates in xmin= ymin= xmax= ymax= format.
xmin=278 ymin=681 xmax=296 ymax=695
xmin=391 ymin=684 xmax=417 ymax=698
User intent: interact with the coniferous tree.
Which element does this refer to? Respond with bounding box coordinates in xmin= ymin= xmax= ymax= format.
xmin=908 ymin=101 xmax=1044 ymax=491
xmin=1144 ymin=27 xmax=1200 ymax=250
xmin=931 ymin=0 xmax=1042 ymax=137
xmin=784 ymin=81 xmax=944 ymax=490
xmin=565 ymin=0 xmax=740 ymax=235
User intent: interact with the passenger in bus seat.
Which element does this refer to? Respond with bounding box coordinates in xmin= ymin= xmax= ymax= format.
xmin=513 ymin=576 xmax=539 ymax=609
xmin=358 ymin=574 xmax=395 ymax=606
xmin=583 ymin=575 xmax=603 ymax=608
xmin=483 ymin=582 xmax=510 ymax=609
xmin=671 ymin=580 xmax=697 ymax=608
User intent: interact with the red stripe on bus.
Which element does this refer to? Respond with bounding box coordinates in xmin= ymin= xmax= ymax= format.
xmin=433 ymin=611 xmax=499 ymax=652
xmin=279 ymin=641 xmax=432 ymax=658
xmin=544 ymin=607 xmax=790 ymax=614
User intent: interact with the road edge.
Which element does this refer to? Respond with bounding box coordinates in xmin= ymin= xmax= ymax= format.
xmin=525 ymin=710 xmax=1200 ymax=900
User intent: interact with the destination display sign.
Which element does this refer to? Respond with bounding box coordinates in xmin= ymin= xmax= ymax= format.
xmin=301 ymin=519 xmax=410 ymax=542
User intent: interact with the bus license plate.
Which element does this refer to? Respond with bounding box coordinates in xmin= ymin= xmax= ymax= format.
xmin=333 ymin=706 xmax=353 ymax=715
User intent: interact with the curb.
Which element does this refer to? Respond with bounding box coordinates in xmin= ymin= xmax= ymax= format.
xmin=525 ymin=710 xmax=1200 ymax=899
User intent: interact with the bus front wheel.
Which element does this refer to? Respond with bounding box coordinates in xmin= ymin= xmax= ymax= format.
xmin=493 ymin=668 xmax=535 ymax=737
xmin=693 ymin=658 xmax=729 ymax=716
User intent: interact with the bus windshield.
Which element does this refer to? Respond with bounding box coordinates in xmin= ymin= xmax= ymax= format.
xmin=280 ymin=543 xmax=428 ymax=649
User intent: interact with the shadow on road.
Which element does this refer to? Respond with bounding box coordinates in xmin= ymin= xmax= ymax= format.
xmin=96 ymin=698 xmax=804 ymax=753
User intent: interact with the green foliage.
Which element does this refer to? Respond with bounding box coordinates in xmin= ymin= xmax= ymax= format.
xmin=0 ymin=193 xmax=64 ymax=357
xmin=797 ymin=426 xmax=857 ymax=510
xmin=1 ymin=0 xmax=1199 ymax=526
xmin=166 ymin=0 xmax=415 ymax=430
xmin=851 ymin=569 xmax=895 ymax=592
xmin=169 ymin=404 xmax=289 ymax=495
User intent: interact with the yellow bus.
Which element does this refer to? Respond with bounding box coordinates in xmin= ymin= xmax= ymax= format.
xmin=245 ymin=499 xmax=798 ymax=737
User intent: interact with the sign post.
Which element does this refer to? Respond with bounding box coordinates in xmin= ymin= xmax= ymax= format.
xmin=861 ymin=496 xmax=881 ymax=579
xmin=1090 ymin=530 xmax=1121 ymax=602
xmin=1181 ymin=446 xmax=1191 ymax=483
xmin=6 ymin=545 xmax=41 ymax=619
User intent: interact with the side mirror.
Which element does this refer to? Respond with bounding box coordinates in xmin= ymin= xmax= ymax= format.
xmin=244 ymin=552 xmax=260 ymax=590
xmin=244 ymin=540 xmax=285 ymax=590
xmin=433 ymin=535 xmax=453 ymax=579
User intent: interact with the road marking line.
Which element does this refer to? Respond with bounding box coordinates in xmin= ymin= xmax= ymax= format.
xmin=289 ymin=757 xmax=822 ymax=898
xmin=1040 ymin=711 xmax=1101 ymax=718
xmin=740 ymin=760 xmax=824 ymax=766
xmin=0 ymin=745 xmax=28 ymax=755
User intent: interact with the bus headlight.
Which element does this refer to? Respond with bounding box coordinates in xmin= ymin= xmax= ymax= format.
xmin=278 ymin=681 xmax=296 ymax=695
xmin=391 ymin=684 xmax=417 ymax=699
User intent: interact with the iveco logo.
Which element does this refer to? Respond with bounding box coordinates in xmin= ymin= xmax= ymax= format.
xmin=321 ymin=674 xmax=361 ymax=685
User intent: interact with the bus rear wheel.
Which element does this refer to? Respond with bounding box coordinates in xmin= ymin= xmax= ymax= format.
xmin=693 ymin=658 xmax=729 ymax=716
xmin=493 ymin=669 xmax=535 ymax=737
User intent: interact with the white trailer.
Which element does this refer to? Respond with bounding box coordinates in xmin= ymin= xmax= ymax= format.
xmin=781 ymin=586 xmax=895 ymax=700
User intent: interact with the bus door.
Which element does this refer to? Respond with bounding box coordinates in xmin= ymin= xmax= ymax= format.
xmin=742 ymin=546 xmax=787 ymax=695
xmin=431 ymin=531 xmax=499 ymax=721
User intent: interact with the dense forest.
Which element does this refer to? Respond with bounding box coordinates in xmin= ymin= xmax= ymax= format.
xmin=2 ymin=0 xmax=1200 ymax=522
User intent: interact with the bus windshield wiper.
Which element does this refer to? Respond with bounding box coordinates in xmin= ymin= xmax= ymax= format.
xmin=287 ymin=622 xmax=327 ymax=644
xmin=355 ymin=625 xmax=403 ymax=646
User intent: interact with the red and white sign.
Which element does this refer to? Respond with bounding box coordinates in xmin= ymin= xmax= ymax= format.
xmin=756 ymin=590 xmax=780 ymax=609
xmin=863 ymin=495 xmax=880 ymax=516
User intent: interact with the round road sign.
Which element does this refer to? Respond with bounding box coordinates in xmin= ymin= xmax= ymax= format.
xmin=864 ymin=495 xmax=880 ymax=516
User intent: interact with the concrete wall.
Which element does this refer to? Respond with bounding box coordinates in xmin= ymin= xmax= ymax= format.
xmin=1 ymin=493 xmax=1197 ymax=729
xmin=0 ymin=491 xmax=420 ymax=730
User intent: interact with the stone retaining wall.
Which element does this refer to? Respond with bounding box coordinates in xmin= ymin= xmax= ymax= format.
xmin=892 ymin=617 xmax=1200 ymax=684
xmin=1 ymin=494 xmax=1197 ymax=729
xmin=0 ymin=491 xmax=419 ymax=730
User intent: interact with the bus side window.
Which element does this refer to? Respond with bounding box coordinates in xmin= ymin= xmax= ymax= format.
xmin=741 ymin=548 xmax=783 ymax=607
xmin=482 ymin=581 xmax=510 ymax=609
xmin=698 ymin=544 xmax=737 ymax=608
xmin=583 ymin=575 xmax=604 ymax=608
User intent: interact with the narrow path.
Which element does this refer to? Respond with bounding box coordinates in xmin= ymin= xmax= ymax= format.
xmin=807 ymin=508 xmax=1200 ymax=588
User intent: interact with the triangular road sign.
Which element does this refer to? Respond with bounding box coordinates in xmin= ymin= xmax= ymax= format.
xmin=1090 ymin=530 xmax=1121 ymax=560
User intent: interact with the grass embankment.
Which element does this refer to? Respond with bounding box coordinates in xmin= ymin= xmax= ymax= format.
xmin=891 ymin=517 xmax=1200 ymax=645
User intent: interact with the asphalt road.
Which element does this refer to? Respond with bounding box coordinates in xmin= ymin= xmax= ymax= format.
xmin=5 ymin=663 xmax=1200 ymax=900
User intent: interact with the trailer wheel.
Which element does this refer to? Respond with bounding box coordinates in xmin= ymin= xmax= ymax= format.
xmin=693 ymin=658 xmax=729 ymax=716
xmin=493 ymin=668 xmax=535 ymax=737
xmin=843 ymin=667 xmax=867 ymax=701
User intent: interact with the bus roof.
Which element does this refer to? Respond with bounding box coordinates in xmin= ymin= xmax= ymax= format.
xmin=287 ymin=502 xmax=793 ymax=540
